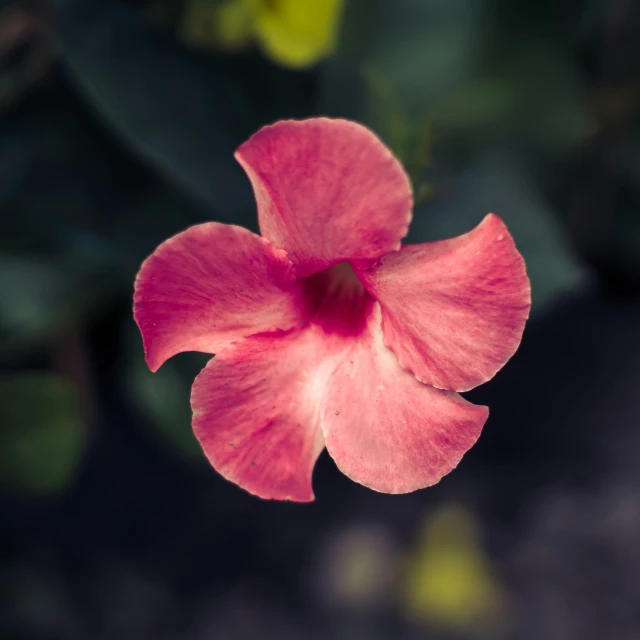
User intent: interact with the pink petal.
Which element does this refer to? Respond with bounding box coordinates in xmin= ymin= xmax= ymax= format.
xmin=357 ymin=214 xmax=531 ymax=392
xmin=134 ymin=223 xmax=304 ymax=372
xmin=191 ymin=328 xmax=338 ymax=502
xmin=321 ymin=305 xmax=489 ymax=494
xmin=235 ymin=118 xmax=413 ymax=278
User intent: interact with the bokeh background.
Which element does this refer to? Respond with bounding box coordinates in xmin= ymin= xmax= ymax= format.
xmin=1 ymin=0 xmax=640 ymax=638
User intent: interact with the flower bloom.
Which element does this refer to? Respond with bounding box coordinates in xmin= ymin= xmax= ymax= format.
xmin=181 ymin=0 xmax=344 ymax=69
xmin=134 ymin=118 xmax=531 ymax=502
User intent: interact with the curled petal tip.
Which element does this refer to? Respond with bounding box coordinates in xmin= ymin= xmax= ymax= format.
xmin=133 ymin=222 xmax=304 ymax=371
xmin=190 ymin=329 xmax=329 ymax=502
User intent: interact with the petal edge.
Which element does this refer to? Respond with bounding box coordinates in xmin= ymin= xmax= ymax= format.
xmin=235 ymin=118 xmax=413 ymax=277
xmin=358 ymin=214 xmax=531 ymax=392
xmin=320 ymin=305 xmax=489 ymax=493
xmin=191 ymin=328 xmax=338 ymax=502
xmin=134 ymin=223 xmax=304 ymax=372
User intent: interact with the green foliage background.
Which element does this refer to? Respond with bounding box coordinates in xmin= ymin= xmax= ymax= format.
xmin=1 ymin=1 xmax=639 ymax=638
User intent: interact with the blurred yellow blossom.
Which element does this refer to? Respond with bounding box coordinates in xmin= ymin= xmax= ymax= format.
xmin=254 ymin=0 xmax=344 ymax=68
xmin=181 ymin=0 xmax=344 ymax=68
xmin=403 ymin=504 xmax=508 ymax=636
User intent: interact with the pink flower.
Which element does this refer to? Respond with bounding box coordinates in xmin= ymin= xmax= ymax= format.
xmin=134 ymin=118 xmax=531 ymax=502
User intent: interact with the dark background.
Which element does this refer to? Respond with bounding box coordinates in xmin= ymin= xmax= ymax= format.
xmin=1 ymin=1 xmax=639 ymax=638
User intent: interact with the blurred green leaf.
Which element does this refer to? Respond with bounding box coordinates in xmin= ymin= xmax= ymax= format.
xmin=53 ymin=0 xmax=260 ymax=219
xmin=109 ymin=184 xmax=213 ymax=282
xmin=0 ymin=256 xmax=114 ymax=356
xmin=409 ymin=151 xmax=590 ymax=312
xmin=320 ymin=0 xmax=481 ymax=124
xmin=423 ymin=77 xmax=516 ymax=139
xmin=363 ymin=0 xmax=481 ymax=110
xmin=128 ymin=358 xmax=201 ymax=461
xmin=361 ymin=65 xmax=433 ymax=189
xmin=367 ymin=43 xmax=593 ymax=156
xmin=0 ymin=84 xmax=136 ymax=260
xmin=325 ymin=0 xmax=593 ymax=160
xmin=0 ymin=374 xmax=85 ymax=495
xmin=125 ymin=328 xmax=205 ymax=463
xmin=342 ymin=0 xmax=479 ymax=153
xmin=0 ymin=258 xmax=67 ymax=335
xmin=500 ymin=46 xmax=595 ymax=151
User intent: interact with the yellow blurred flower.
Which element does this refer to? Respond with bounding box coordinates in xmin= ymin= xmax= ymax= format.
xmin=255 ymin=0 xmax=344 ymax=68
xmin=181 ymin=0 xmax=344 ymax=68
xmin=402 ymin=504 xmax=508 ymax=636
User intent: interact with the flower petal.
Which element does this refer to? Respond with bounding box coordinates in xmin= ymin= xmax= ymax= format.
xmin=191 ymin=328 xmax=338 ymax=502
xmin=134 ymin=222 xmax=303 ymax=372
xmin=321 ymin=305 xmax=488 ymax=494
xmin=357 ymin=214 xmax=531 ymax=392
xmin=235 ymin=118 xmax=413 ymax=277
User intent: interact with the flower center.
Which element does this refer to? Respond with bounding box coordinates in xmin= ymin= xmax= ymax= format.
xmin=300 ymin=261 xmax=373 ymax=336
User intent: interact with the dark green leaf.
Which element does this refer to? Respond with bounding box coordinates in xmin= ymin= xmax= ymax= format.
xmin=125 ymin=327 xmax=205 ymax=463
xmin=0 ymin=374 xmax=85 ymax=495
xmin=0 ymin=256 xmax=114 ymax=356
xmin=324 ymin=0 xmax=593 ymax=160
xmin=53 ymin=0 xmax=260 ymax=220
